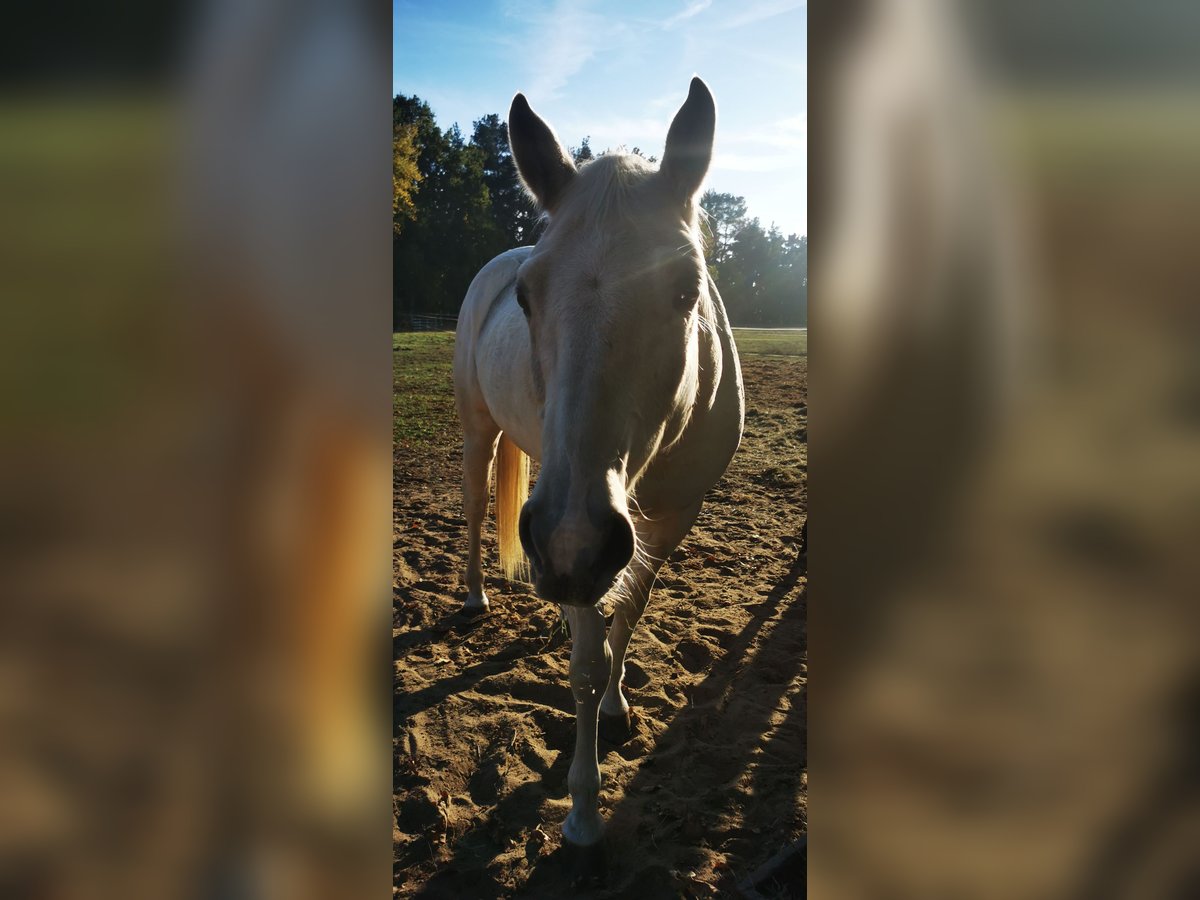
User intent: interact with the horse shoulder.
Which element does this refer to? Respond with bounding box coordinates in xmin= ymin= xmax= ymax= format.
xmin=637 ymin=316 xmax=744 ymax=514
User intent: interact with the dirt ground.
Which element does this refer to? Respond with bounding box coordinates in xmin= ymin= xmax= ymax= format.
xmin=394 ymin=334 xmax=806 ymax=898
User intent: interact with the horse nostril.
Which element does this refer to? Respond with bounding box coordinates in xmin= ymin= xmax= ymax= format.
xmin=594 ymin=513 xmax=634 ymax=586
xmin=519 ymin=503 xmax=541 ymax=571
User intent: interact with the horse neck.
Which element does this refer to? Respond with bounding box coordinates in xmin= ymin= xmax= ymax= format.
xmin=695 ymin=275 xmax=734 ymax=404
xmin=655 ymin=279 xmax=729 ymax=453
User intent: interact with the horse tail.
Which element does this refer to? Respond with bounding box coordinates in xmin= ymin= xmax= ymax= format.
xmin=495 ymin=433 xmax=529 ymax=582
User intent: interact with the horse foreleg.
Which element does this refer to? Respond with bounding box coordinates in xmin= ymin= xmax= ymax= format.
xmin=600 ymin=502 xmax=702 ymax=730
xmin=562 ymin=605 xmax=611 ymax=846
xmin=599 ymin=567 xmax=653 ymax=725
xmin=461 ymin=428 xmax=498 ymax=613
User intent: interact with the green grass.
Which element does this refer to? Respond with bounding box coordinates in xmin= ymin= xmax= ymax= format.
xmin=732 ymin=327 xmax=807 ymax=357
xmin=392 ymin=326 xmax=806 ymax=450
xmin=393 ymin=331 xmax=458 ymax=449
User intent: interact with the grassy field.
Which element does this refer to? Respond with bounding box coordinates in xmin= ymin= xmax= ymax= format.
xmin=393 ymin=331 xmax=457 ymax=448
xmin=393 ymin=326 xmax=806 ymax=449
xmin=732 ymin=326 xmax=807 ymax=357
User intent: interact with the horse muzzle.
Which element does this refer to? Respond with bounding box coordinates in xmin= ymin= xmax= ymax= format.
xmin=519 ymin=499 xmax=634 ymax=606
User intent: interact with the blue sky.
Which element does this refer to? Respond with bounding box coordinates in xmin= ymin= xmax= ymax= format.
xmin=393 ymin=0 xmax=807 ymax=237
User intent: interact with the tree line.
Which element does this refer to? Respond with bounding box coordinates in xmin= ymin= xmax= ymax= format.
xmin=394 ymin=94 xmax=806 ymax=328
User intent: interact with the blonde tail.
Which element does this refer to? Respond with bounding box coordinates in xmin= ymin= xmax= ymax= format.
xmin=495 ymin=434 xmax=530 ymax=582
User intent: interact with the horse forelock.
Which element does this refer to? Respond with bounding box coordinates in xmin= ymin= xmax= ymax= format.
xmin=555 ymin=153 xmax=701 ymax=239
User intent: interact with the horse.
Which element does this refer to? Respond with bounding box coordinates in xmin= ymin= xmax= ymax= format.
xmin=452 ymin=77 xmax=744 ymax=848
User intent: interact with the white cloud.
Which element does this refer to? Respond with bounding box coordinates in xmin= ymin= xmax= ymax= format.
xmin=716 ymin=112 xmax=807 ymax=163
xmin=721 ymin=0 xmax=806 ymax=29
xmin=501 ymin=0 xmax=628 ymax=101
xmin=711 ymin=151 xmax=801 ymax=173
xmin=662 ymin=0 xmax=713 ymax=29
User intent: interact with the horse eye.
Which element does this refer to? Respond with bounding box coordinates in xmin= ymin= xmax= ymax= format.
xmin=673 ymin=287 xmax=699 ymax=312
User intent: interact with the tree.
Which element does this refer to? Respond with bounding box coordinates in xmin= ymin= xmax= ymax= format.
xmin=695 ymin=189 xmax=807 ymax=326
xmin=393 ymin=94 xmax=444 ymax=180
xmin=571 ymin=136 xmax=594 ymax=166
xmin=755 ymin=227 xmax=805 ymax=326
xmin=779 ymin=233 xmax=808 ymax=327
xmin=393 ymin=96 xmax=505 ymax=322
xmin=393 ymin=122 xmax=421 ymax=232
xmin=471 ymin=113 xmax=539 ymax=246
xmin=700 ymin=191 xmax=748 ymax=266
xmin=391 ymin=92 xmax=806 ymax=328
xmin=719 ymin=218 xmax=768 ymax=322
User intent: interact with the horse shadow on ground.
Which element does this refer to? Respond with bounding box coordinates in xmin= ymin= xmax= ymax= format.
xmin=394 ymin=583 xmax=571 ymax=731
xmin=407 ymin=545 xmax=806 ymax=899
xmin=594 ymin=548 xmax=807 ymax=895
xmin=393 ymin=604 xmax=495 ymax=734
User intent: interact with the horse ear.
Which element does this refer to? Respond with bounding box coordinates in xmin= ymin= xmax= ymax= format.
xmin=659 ymin=77 xmax=716 ymax=201
xmin=508 ymin=93 xmax=576 ymax=213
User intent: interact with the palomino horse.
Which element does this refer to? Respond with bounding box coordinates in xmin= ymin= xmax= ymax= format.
xmin=453 ymin=77 xmax=744 ymax=847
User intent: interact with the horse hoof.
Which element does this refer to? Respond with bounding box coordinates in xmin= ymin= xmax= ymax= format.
xmin=459 ymin=602 xmax=489 ymax=618
xmin=598 ymin=708 xmax=634 ymax=745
